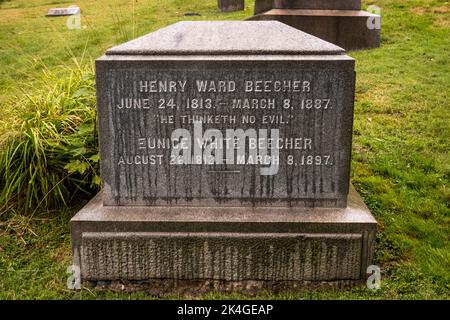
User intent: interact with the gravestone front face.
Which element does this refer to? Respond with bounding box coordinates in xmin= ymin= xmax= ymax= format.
xmin=71 ymin=21 xmax=376 ymax=287
xmin=97 ymin=21 xmax=354 ymax=208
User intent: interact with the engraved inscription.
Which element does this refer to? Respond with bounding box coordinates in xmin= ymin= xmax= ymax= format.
xmin=102 ymin=68 xmax=351 ymax=206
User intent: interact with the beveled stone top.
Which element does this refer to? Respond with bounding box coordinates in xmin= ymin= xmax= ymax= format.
xmin=106 ymin=21 xmax=345 ymax=56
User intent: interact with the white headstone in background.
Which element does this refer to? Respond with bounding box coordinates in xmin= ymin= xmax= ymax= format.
xmin=46 ymin=6 xmax=80 ymax=17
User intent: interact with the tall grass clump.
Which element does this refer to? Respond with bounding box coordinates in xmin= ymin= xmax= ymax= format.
xmin=0 ymin=61 xmax=100 ymax=214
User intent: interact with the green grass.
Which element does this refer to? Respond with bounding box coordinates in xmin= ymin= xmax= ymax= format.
xmin=0 ymin=0 xmax=449 ymax=299
xmin=0 ymin=61 xmax=100 ymax=212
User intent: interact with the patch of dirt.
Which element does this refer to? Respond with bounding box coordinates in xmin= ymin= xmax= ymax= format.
xmin=432 ymin=5 xmax=449 ymax=14
xmin=87 ymin=279 xmax=366 ymax=297
xmin=433 ymin=5 xmax=450 ymax=28
xmin=50 ymin=244 xmax=71 ymax=263
xmin=410 ymin=7 xmax=426 ymax=15
xmin=410 ymin=5 xmax=450 ymax=28
xmin=354 ymin=144 xmax=370 ymax=154
xmin=434 ymin=15 xmax=450 ymax=28
xmin=0 ymin=8 xmax=24 ymax=24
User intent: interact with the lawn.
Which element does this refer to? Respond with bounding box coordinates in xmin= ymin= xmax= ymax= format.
xmin=0 ymin=0 xmax=449 ymax=299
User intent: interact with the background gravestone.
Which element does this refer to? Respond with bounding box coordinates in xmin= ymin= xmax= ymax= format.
xmin=218 ymin=0 xmax=245 ymax=12
xmin=71 ymin=21 xmax=376 ymax=287
xmin=46 ymin=6 xmax=80 ymax=16
xmin=249 ymin=0 xmax=381 ymax=50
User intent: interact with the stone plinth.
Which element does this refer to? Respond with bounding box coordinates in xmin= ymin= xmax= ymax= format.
xmin=72 ymin=185 xmax=375 ymax=282
xmin=249 ymin=1 xmax=381 ymax=50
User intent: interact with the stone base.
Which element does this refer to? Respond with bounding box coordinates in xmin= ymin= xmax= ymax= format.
xmin=71 ymin=184 xmax=376 ymax=285
xmin=248 ymin=9 xmax=381 ymax=50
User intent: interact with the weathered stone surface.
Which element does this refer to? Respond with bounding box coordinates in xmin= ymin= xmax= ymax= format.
xmin=105 ymin=21 xmax=344 ymax=55
xmin=249 ymin=9 xmax=381 ymax=50
xmin=218 ymin=0 xmax=245 ymax=12
xmin=97 ymin=21 xmax=354 ymax=207
xmin=255 ymin=0 xmax=361 ymax=14
xmin=250 ymin=2 xmax=381 ymax=50
xmin=81 ymin=232 xmax=362 ymax=281
xmin=71 ymin=185 xmax=376 ymax=282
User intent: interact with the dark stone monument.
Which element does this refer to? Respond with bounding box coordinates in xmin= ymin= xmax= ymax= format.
xmin=71 ymin=21 xmax=376 ymax=288
xmin=218 ymin=0 xmax=245 ymax=12
xmin=249 ymin=0 xmax=381 ymax=50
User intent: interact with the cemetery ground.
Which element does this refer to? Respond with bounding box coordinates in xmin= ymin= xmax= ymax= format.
xmin=0 ymin=0 xmax=448 ymax=299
